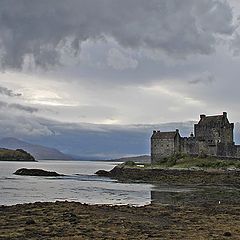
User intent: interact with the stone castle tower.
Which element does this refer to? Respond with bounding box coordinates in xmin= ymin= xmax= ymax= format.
xmin=151 ymin=112 xmax=240 ymax=163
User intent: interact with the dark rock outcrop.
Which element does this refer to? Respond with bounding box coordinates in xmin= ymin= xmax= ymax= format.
xmin=95 ymin=170 xmax=111 ymax=177
xmin=14 ymin=168 xmax=62 ymax=176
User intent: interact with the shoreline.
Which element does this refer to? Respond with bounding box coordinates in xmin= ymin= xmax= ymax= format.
xmin=96 ymin=164 xmax=240 ymax=185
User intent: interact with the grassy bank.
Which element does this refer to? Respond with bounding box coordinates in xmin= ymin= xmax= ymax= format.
xmin=124 ymin=154 xmax=240 ymax=170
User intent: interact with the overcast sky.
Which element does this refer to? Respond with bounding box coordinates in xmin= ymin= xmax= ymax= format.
xmin=0 ymin=0 xmax=240 ymax=143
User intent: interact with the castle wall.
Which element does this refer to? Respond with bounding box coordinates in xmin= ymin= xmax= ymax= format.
xmin=181 ymin=138 xmax=218 ymax=157
xmin=181 ymin=137 xmax=198 ymax=155
xmin=195 ymin=124 xmax=221 ymax=144
xmin=216 ymin=143 xmax=237 ymax=158
xmin=151 ymin=131 xmax=181 ymax=163
xmin=235 ymin=145 xmax=240 ymax=158
xmin=174 ymin=134 xmax=181 ymax=153
xmin=220 ymin=124 xmax=234 ymax=144
xmin=151 ymin=138 xmax=175 ymax=163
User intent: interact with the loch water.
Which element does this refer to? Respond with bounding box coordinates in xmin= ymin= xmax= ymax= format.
xmin=0 ymin=160 xmax=239 ymax=206
xmin=0 ymin=160 xmax=153 ymax=206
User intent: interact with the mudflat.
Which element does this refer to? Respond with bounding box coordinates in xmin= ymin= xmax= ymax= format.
xmin=0 ymin=200 xmax=240 ymax=240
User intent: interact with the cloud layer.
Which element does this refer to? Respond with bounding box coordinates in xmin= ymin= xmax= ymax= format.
xmin=0 ymin=0 xmax=235 ymax=69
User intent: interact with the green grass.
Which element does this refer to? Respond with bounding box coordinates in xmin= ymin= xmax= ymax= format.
xmin=122 ymin=154 xmax=240 ymax=170
xmin=124 ymin=160 xmax=136 ymax=167
xmin=152 ymin=155 xmax=240 ymax=169
xmin=174 ymin=157 xmax=240 ymax=169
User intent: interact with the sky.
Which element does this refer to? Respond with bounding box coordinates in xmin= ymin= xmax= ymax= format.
xmin=0 ymin=0 xmax=240 ymax=158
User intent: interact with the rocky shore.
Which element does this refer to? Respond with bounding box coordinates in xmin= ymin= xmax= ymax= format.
xmin=0 ymin=201 xmax=240 ymax=239
xmin=96 ymin=165 xmax=240 ymax=185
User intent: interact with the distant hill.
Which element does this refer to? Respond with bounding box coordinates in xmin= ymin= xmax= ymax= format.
xmin=111 ymin=155 xmax=151 ymax=163
xmin=0 ymin=137 xmax=72 ymax=160
xmin=0 ymin=148 xmax=35 ymax=161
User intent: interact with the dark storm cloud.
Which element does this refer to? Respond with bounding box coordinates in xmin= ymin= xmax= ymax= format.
xmin=0 ymin=86 xmax=22 ymax=97
xmin=0 ymin=0 xmax=235 ymax=69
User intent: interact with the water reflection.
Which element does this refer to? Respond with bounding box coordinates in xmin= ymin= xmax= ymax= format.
xmin=151 ymin=185 xmax=240 ymax=206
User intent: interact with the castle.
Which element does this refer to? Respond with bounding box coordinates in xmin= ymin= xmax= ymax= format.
xmin=151 ymin=112 xmax=240 ymax=163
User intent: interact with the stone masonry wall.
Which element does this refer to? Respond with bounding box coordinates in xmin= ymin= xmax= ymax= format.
xmin=151 ymin=138 xmax=175 ymax=163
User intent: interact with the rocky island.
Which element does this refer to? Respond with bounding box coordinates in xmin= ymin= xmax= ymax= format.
xmin=14 ymin=168 xmax=63 ymax=176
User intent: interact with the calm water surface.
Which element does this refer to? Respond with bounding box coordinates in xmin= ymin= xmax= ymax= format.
xmin=0 ymin=160 xmax=153 ymax=206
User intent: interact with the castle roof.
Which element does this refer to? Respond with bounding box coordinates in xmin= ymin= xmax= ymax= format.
xmin=151 ymin=131 xmax=178 ymax=139
xmin=199 ymin=115 xmax=223 ymax=124
xmin=197 ymin=112 xmax=228 ymax=125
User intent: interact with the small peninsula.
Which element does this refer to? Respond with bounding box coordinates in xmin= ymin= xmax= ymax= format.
xmin=96 ymin=156 xmax=240 ymax=185
xmin=0 ymin=148 xmax=35 ymax=162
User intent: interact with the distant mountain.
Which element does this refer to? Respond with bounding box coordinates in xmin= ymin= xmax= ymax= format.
xmin=0 ymin=137 xmax=73 ymax=160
